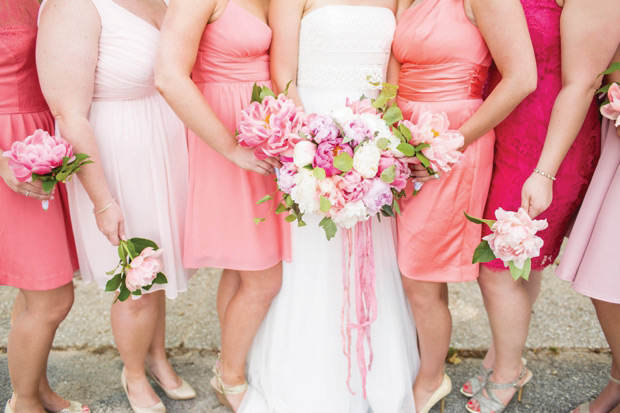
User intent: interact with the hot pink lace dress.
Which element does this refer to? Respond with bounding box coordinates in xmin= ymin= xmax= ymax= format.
xmin=482 ymin=0 xmax=601 ymax=270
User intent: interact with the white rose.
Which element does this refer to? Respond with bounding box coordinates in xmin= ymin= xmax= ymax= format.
xmin=353 ymin=143 xmax=382 ymax=179
xmin=293 ymin=140 xmax=317 ymax=168
xmin=332 ymin=201 xmax=368 ymax=229
xmin=291 ymin=168 xmax=320 ymax=214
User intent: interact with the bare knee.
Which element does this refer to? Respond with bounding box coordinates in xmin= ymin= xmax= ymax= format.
xmin=22 ymin=284 xmax=74 ymax=326
xmin=114 ymin=291 xmax=157 ymax=317
xmin=241 ymin=274 xmax=282 ymax=305
xmin=402 ymin=278 xmax=447 ymax=313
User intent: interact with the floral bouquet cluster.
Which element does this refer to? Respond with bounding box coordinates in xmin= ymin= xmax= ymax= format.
xmin=2 ymin=129 xmax=92 ymax=210
xmin=396 ymin=111 xmax=465 ymax=194
xmin=599 ymin=65 xmax=620 ymax=125
xmin=465 ymin=208 xmax=548 ymax=281
xmin=106 ymin=238 xmax=168 ymax=302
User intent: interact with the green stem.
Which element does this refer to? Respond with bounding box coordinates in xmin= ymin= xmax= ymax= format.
xmin=121 ymin=240 xmax=134 ymax=261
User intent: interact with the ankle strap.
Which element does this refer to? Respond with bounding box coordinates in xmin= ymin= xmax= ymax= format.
xmin=611 ymin=374 xmax=620 ymax=385
xmin=487 ymin=367 xmax=527 ymax=391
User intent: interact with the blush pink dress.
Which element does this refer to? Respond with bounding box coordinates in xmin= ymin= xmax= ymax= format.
xmin=0 ymin=0 xmax=78 ymax=290
xmin=482 ymin=0 xmax=601 ymax=271
xmin=183 ymin=1 xmax=290 ymax=270
xmin=393 ymin=0 xmax=494 ymax=282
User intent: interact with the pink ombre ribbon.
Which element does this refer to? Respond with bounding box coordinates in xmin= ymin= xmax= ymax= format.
xmin=341 ymin=220 xmax=378 ymax=398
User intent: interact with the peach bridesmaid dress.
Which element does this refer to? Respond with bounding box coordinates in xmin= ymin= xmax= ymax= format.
xmin=0 ymin=0 xmax=78 ymax=290
xmin=183 ymin=1 xmax=290 ymax=270
xmin=393 ymin=0 xmax=494 ymax=282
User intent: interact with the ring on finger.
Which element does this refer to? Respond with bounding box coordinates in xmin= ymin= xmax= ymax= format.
xmin=25 ymin=190 xmax=30 ymax=197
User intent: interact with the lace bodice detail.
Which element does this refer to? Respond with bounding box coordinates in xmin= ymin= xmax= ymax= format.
xmin=297 ymin=6 xmax=395 ymax=90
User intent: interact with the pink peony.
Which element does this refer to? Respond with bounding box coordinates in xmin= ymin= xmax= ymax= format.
xmin=313 ymin=138 xmax=354 ymax=177
xmin=422 ymin=130 xmax=464 ymax=174
xmin=342 ymin=118 xmax=372 ymax=146
xmin=378 ymin=153 xmax=409 ymax=192
xmin=318 ymin=176 xmax=346 ymax=214
xmin=237 ymin=94 xmax=306 ymax=160
xmin=307 ymin=114 xmax=340 ymax=144
xmin=125 ymin=247 xmax=164 ymax=292
xmin=483 ymin=208 xmax=548 ymax=269
xmin=3 ymin=129 xmax=73 ymax=182
xmin=277 ymin=162 xmax=297 ymax=194
xmin=362 ymin=178 xmax=393 ymax=215
xmin=346 ymin=97 xmax=378 ymax=115
xmin=336 ymin=170 xmax=370 ymax=203
xmin=600 ymin=83 xmax=620 ymax=127
xmin=408 ymin=112 xmax=450 ymax=146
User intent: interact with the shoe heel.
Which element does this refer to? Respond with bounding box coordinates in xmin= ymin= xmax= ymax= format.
xmin=517 ymin=385 xmax=525 ymax=403
xmin=214 ymin=390 xmax=232 ymax=410
xmin=440 ymin=397 xmax=446 ymax=413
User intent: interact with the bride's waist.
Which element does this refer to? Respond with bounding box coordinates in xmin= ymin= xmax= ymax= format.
xmin=297 ymin=54 xmax=388 ymax=90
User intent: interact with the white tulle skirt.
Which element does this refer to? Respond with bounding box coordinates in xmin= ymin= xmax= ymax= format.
xmin=241 ymin=86 xmax=420 ymax=413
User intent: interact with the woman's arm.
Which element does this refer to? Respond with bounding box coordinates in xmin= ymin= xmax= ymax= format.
xmin=155 ymin=0 xmax=274 ymax=175
xmin=269 ymin=0 xmax=305 ymax=105
xmin=37 ymin=0 xmax=126 ymax=245
xmin=521 ymin=0 xmax=620 ymax=218
xmin=459 ymin=0 xmax=537 ymax=148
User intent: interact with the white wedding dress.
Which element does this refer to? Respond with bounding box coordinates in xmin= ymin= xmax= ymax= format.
xmin=242 ymin=6 xmax=419 ymax=413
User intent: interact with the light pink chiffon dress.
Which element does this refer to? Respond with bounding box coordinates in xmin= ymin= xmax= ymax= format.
xmin=0 ymin=0 xmax=78 ymax=290
xmin=183 ymin=1 xmax=290 ymax=270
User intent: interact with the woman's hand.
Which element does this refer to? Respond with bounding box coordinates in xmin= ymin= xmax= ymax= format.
xmin=230 ymin=146 xmax=275 ymax=175
xmin=520 ymin=172 xmax=553 ymax=219
xmin=95 ymin=201 xmax=126 ymax=246
xmin=410 ymin=163 xmax=437 ymax=183
xmin=0 ymin=158 xmax=54 ymax=201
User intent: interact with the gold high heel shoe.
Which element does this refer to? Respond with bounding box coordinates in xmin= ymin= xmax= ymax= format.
xmin=465 ymin=367 xmax=533 ymax=413
xmin=210 ymin=356 xmax=248 ymax=412
xmin=121 ymin=367 xmax=166 ymax=413
xmin=145 ymin=365 xmax=196 ymax=400
xmin=419 ymin=374 xmax=452 ymax=413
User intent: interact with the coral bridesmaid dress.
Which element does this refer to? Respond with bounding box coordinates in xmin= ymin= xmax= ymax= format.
xmin=0 ymin=0 xmax=78 ymax=290
xmin=393 ymin=0 xmax=494 ymax=282
xmin=483 ymin=0 xmax=600 ymax=271
xmin=557 ymin=118 xmax=620 ymax=304
xmin=183 ymin=1 xmax=290 ymax=270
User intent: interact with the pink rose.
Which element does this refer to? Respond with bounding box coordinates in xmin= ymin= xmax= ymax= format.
xmin=307 ymin=114 xmax=340 ymax=144
xmin=277 ymin=162 xmax=297 ymax=194
xmin=3 ymin=129 xmax=73 ymax=182
xmin=336 ymin=170 xmax=370 ymax=203
xmin=313 ymin=138 xmax=354 ymax=177
xmin=125 ymin=247 xmax=164 ymax=292
xmin=483 ymin=208 xmax=548 ymax=269
xmin=362 ymin=178 xmax=393 ymax=215
xmin=342 ymin=118 xmax=372 ymax=146
xmin=378 ymin=153 xmax=409 ymax=192
xmin=346 ymin=97 xmax=378 ymax=115
xmin=601 ymin=83 xmax=620 ymax=126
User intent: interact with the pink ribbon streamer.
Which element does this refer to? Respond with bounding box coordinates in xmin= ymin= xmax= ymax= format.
xmin=341 ymin=220 xmax=378 ymax=398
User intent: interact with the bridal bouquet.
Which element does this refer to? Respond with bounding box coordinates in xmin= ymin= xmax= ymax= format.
xmin=106 ymin=238 xmax=168 ymax=302
xmin=395 ymin=111 xmax=465 ymax=194
xmin=274 ymin=84 xmax=410 ymax=240
xmin=465 ymin=208 xmax=548 ymax=281
xmin=598 ymin=61 xmax=620 ymax=125
xmin=2 ymin=129 xmax=92 ymax=210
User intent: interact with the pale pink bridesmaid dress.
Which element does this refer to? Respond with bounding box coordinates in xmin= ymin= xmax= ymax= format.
xmin=183 ymin=1 xmax=290 ymax=270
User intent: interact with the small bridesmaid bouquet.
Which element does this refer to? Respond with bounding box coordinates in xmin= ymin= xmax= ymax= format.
xmin=106 ymin=238 xmax=168 ymax=302
xmin=394 ymin=111 xmax=464 ymax=194
xmin=600 ymin=81 xmax=620 ymax=126
xmin=2 ymin=129 xmax=92 ymax=210
xmin=236 ymin=82 xmax=307 ymax=161
xmin=464 ymin=208 xmax=548 ymax=281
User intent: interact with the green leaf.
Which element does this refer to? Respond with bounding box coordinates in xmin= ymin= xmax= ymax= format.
xmin=275 ymin=202 xmax=288 ymax=214
xmin=380 ymin=164 xmax=396 ymax=183
xmin=318 ymin=217 xmax=337 ymax=240
xmin=105 ymin=273 xmax=122 ymax=292
xmin=42 ymin=179 xmax=57 ymax=194
xmin=153 ymin=272 xmax=168 ymax=285
xmin=313 ymin=167 xmax=326 ymax=180
xmin=132 ymin=289 xmax=142 ymax=296
xmin=320 ymin=195 xmax=332 ymax=213
xmin=251 ymin=83 xmax=262 ymax=103
xmin=597 ymin=83 xmax=612 ymax=95
xmin=601 ymin=62 xmax=620 ymax=75
xmin=508 ymin=259 xmax=531 ymax=281
xmin=471 ymin=240 xmax=496 ymax=264
xmin=372 ymin=94 xmax=389 ymax=110
xmin=376 ymin=138 xmax=390 ymax=151
xmin=259 ymin=86 xmax=276 ymax=100
xmin=284 ymin=194 xmax=294 ymax=208
xmin=106 ymin=263 xmax=120 ymax=276
xmin=256 ymin=194 xmax=273 ymax=204
xmin=416 ymin=152 xmax=431 ymax=168
xmin=125 ymin=240 xmax=137 ymax=260
xmin=254 ymin=217 xmax=266 ymax=225
xmin=129 ymin=238 xmax=159 ymax=254
xmin=297 ymin=218 xmax=307 ymax=227
xmin=285 ymin=214 xmax=297 ymax=222
xmin=283 ymin=80 xmax=294 ymax=96
xmin=382 ymin=105 xmax=403 ymax=126
xmin=392 ymin=199 xmax=401 ymax=215
xmin=117 ymin=284 xmax=131 ymax=302
xmin=333 ymin=152 xmax=353 ymax=173
xmin=392 ymin=127 xmax=405 ymax=143
xmin=399 ymin=124 xmax=413 ymax=142
xmin=413 ymin=142 xmax=430 ymax=152
xmin=381 ymin=204 xmax=395 ymax=218
xmin=396 ymin=143 xmax=415 ymax=157
xmin=463 ymin=211 xmax=496 ymax=228
xmin=118 ymin=244 xmax=128 ymax=266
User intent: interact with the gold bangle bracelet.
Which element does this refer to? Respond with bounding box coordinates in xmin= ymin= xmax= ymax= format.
xmin=93 ymin=197 xmax=116 ymax=215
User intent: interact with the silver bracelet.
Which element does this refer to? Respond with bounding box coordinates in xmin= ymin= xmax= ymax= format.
xmin=93 ymin=197 xmax=116 ymax=215
xmin=533 ymin=168 xmax=556 ymax=181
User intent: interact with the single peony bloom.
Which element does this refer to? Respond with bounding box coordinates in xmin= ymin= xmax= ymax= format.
xmin=346 ymin=97 xmax=378 ymax=115
xmin=331 ymin=107 xmax=356 ymax=127
xmin=332 ymin=200 xmax=368 ymax=229
xmin=342 ymin=118 xmax=373 ymax=146
xmin=291 ymin=168 xmax=320 ymax=214
xmin=337 ymin=170 xmax=370 ymax=203
xmin=277 ymin=162 xmax=297 ymax=194
xmin=378 ymin=153 xmax=409 ymax=192
xmin=353 ymin=142 xmax=382 ymax=179
xmin=125 ymin=247 xmax=164 ymax=292
xmin=307 ymin=114 xmax=341 ymax=144
xmin=362 ymin=178 xmax=393 ymax=215
xmin=3 ymin=129 xmax=73 ymax=182
xmin=422 ymin=130 xmax=465 ymax=174
xmin=313 ymin=138 xmax=354 ymax=177
xmin=600 ymin=83 xmax=620 ymax=127
xmin=483 ymin=208 xmax=548 ymax=269
xmin=407 ymin=112 xmax=450 ymax=146
xmin=293 ymin=140 xmax=317 ymax=168
xmin=318 ymin=176 xmax=345 ymax=214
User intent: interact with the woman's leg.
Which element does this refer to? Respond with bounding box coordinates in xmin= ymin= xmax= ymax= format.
xmin=8 ymin=282 xmax=74 ymax=413
xmin=110 ymin=290 xmax=163 ymax=408
xmin=217 ymin=262 xmax=282 ymax=409
xmin=217 ymin=269 xmax=241 ymax=326
xmin=468 ymin=266 xmax=539 ymax=410
xmin=401 ymin=277 xmax=452 ymax=411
